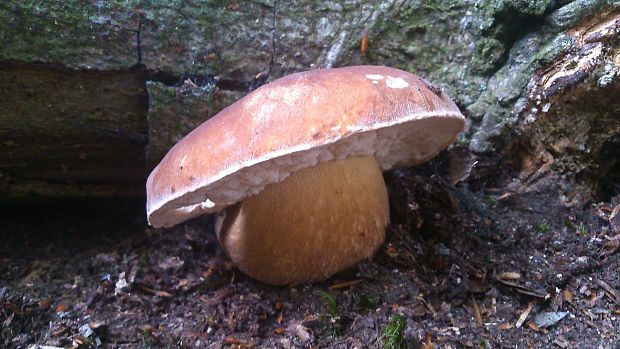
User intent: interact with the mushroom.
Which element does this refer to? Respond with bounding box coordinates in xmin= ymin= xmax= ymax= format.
xmin=146 ymin=65 xmax=465 ymax=285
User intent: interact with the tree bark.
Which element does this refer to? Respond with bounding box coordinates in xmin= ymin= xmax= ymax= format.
xmin=0 ymin=0 xmax=617 ymax=199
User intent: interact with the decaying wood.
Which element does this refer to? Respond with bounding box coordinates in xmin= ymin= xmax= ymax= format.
xmin=0 ymin=62 xmax=148 ymax=197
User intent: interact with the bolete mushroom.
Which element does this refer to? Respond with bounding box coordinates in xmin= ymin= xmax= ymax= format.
xmin=146 ymin=65 xmax=465 ymax=285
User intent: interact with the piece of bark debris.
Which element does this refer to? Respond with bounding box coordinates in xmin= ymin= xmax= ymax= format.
xmin=553 ymin=335 xmax=570 ymax=348
xmin=610 ymin=204 xmax=620 ymax=234
xmin=496 ymin=278 xmax=549 ymax=298
xmin=288 ymin=322 xmax=313 ymax=344
xmin=534 ymin=311 xmax=569 ymax=328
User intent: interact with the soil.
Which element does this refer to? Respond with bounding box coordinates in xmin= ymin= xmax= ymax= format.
xmin=1 ymin=154 xmax=619 ymax=349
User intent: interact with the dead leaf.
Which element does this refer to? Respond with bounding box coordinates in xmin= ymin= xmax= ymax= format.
xmin=421 ymin=333 xmax=434 ymax=349
xmin=499 ymin=322 xmax=513 ymax=330
xmin=385 ymin=245 xmax=399 ymax=258
xmin=55 ymin=303 xmax=68 ymax=313
xmin=600 ymin=234 xmax=620 ymax=255
xmin=39 ymin=299 xmax=51 ymax=310
xmin=562 ymin=289 xmax=574 ymax=303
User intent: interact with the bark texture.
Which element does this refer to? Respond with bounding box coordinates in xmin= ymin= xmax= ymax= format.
xmin=0 ymin=0 xmax=617 ymax=199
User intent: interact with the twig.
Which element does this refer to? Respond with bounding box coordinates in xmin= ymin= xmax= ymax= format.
xmin=596 ymin=279 xmax=620 ymax=305
xmin=329 ymin=279 xmax=364 ymax=290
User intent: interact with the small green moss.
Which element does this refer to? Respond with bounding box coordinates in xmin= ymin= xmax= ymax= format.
xmin=141 ymin=331 xmax=156 ymax=349
xmin=139 ymin=251 xmax=149 ymax=268
xmin=470 ymin=38 xmax=505 ymax=74
xmin=485 ymin=195 xmax=497 ymax=206
xmin=535 ymin=223 xmax=550 ymax=233
xmin=318 ymin=290 xmax=342 ymax=337
xmin=381 ymin=314 xmax=407 ymax=349
xmin=354 ymin=292 xmax=380 ymax=313
xmin=577 ymin=223 xmax=587 ymax=237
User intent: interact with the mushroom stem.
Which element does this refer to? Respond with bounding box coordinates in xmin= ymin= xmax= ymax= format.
xmin=217 ymin=155 xmax=390 ymax=285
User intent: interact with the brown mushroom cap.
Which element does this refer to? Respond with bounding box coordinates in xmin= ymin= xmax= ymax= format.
xmin=147 ymin=65 xmax=465 ymax=228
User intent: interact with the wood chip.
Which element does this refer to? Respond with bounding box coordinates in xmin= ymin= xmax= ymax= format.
xmin=498 ymin=272 xmax=521 ymax=280
xmin=515 ymin=303 xmax=533 ymax=328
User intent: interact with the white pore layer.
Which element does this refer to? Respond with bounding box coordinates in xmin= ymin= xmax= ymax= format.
xmin=149 ymin=115 xmax=460 ymax=228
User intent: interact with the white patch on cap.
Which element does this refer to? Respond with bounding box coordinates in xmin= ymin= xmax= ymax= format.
xmin=365 ymin=74 xmax=384 ymax=80
xmin=386 ymin=76 xmax=409 ymax=89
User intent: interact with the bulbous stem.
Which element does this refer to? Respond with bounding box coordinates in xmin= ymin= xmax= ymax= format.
xmin=217 ymin=155 xmax=389 ymax=285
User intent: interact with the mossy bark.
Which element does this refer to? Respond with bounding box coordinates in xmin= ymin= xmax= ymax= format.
xmin=0 ymin=0 xmax=617 ymax=199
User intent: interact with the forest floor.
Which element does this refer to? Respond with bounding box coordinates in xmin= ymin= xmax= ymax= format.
xmin=1 ymin=154 xmax=619 ymax=349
